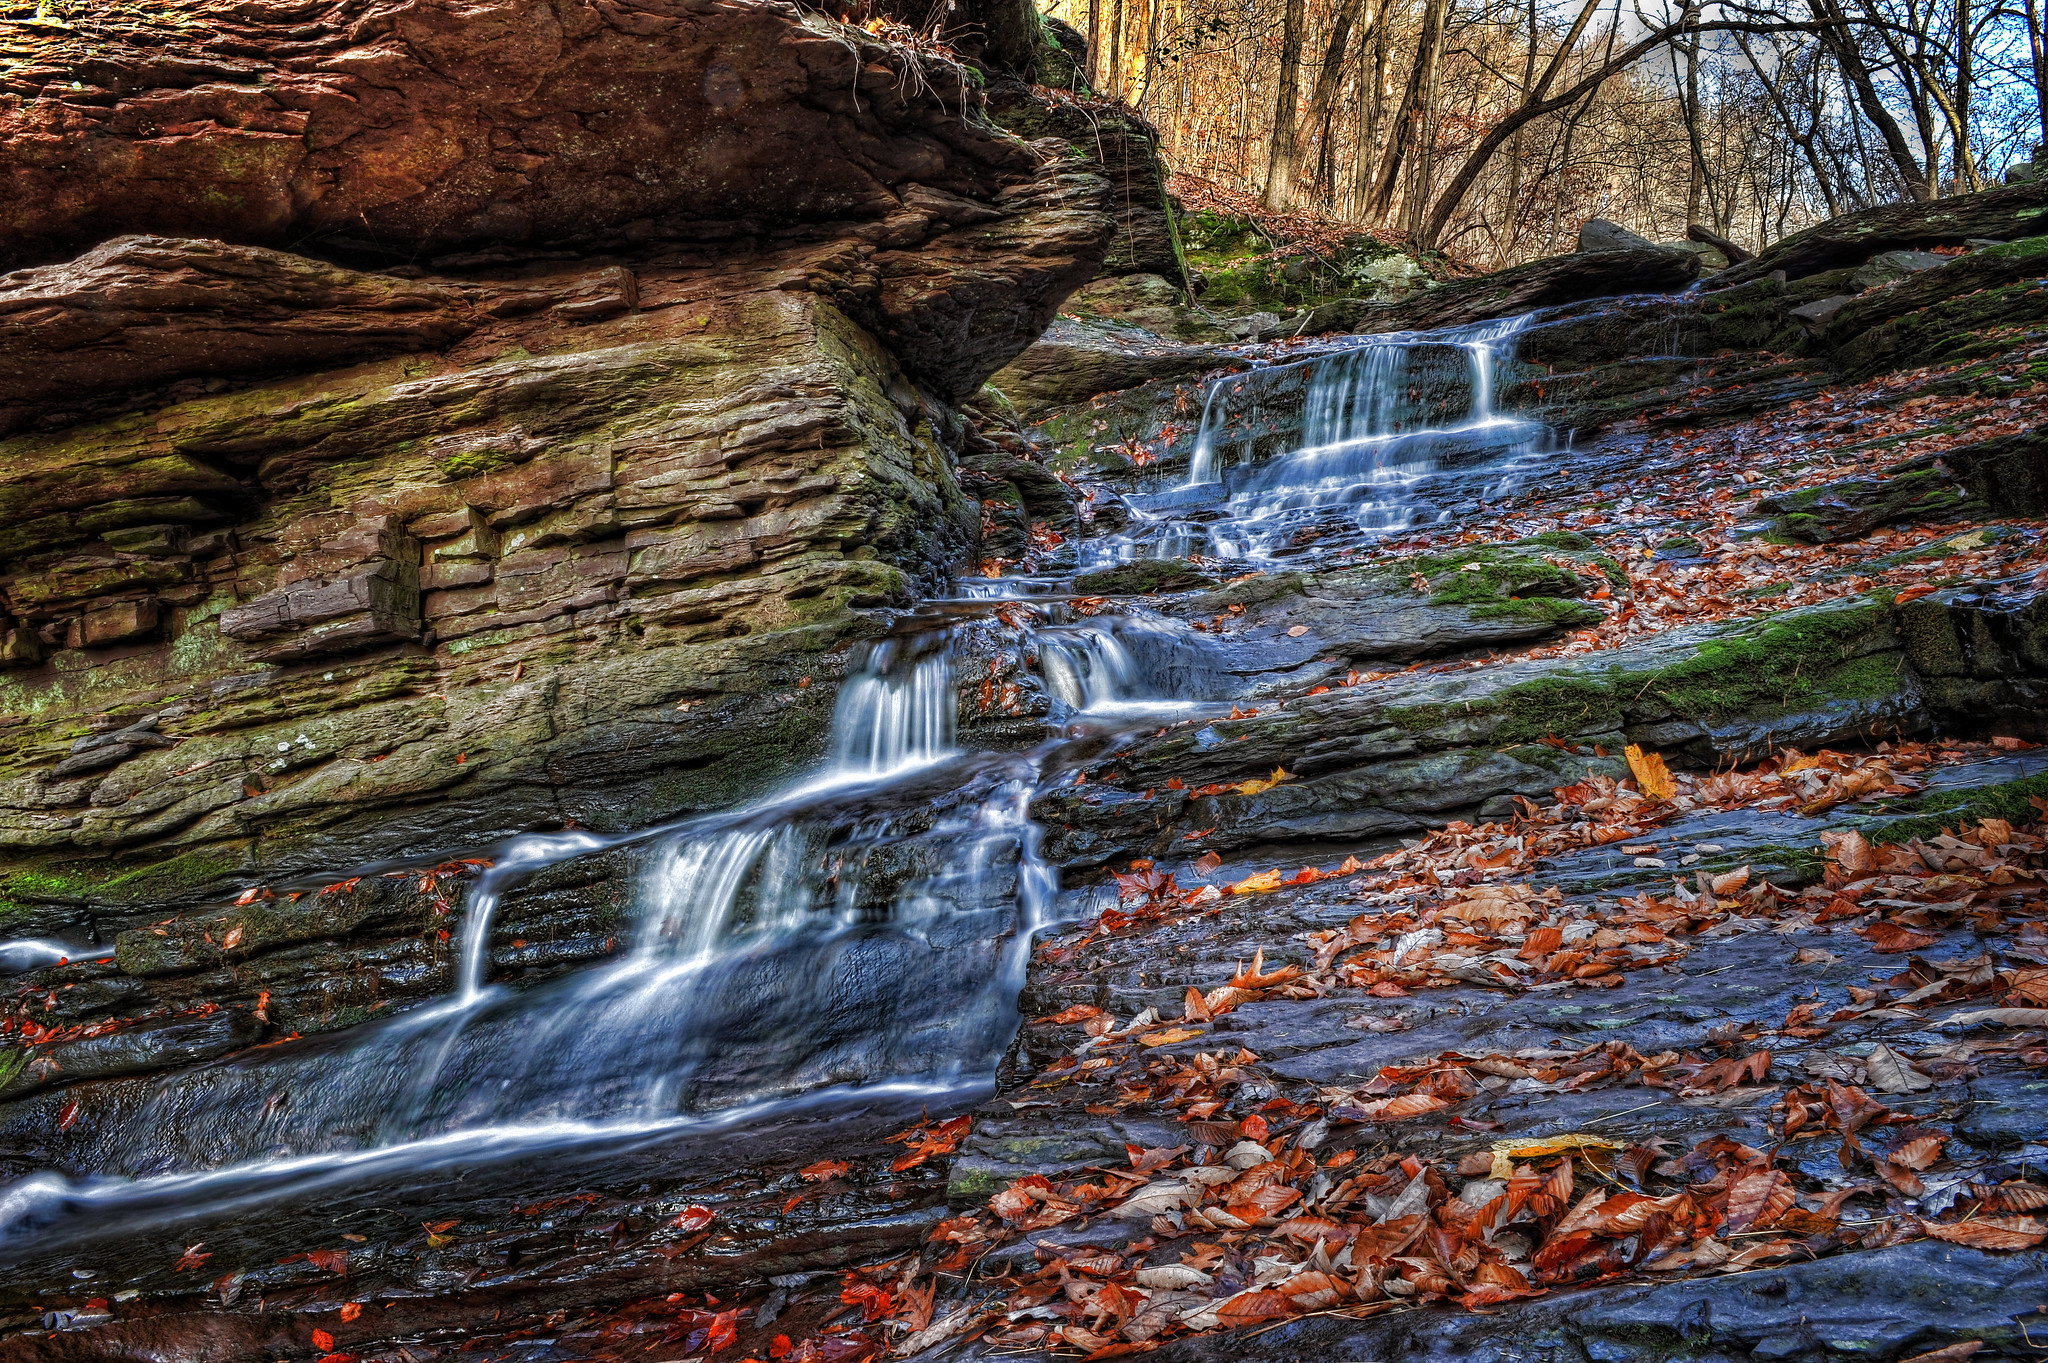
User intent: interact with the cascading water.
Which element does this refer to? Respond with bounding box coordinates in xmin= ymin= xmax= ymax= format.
xmin=1112 ymin=313 xmax=1546 ymax=565
xmin=0 ymin=635 xmax=1055 ymax=1242
xmin=827 ymin=635 xmax=957 ymax=775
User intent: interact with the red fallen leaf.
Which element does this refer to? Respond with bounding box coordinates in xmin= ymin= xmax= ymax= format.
xmin=1214 ymin=1289 xmax=1292 ymax=1324
xmin=175 ymin=1244 xmax=212 ymax=1272
xmin=1725 ymin=1168 xmax=1795 ymax=1233
xmin=1919 ymin=1216 xmax=2046 ymax=1250
xmin=1241 ymin=1113 xmax=1270 ymax=1142
xmin=671 ymin=1205 xmax=715 ymax=1232
xmin=304 ymin=1248 xmax=348 ymax=1275
xmin=839 ymin=1280 xmax=892 ymax=1323
xmin=1859 ymin=922 xmax=1940 ymax=953
xmin=799 ymin=1160 xmax=849 ymax=1182
xmin=1350 ymin=1093 xmax=1450 ymax=1121
xmin=1035 ymin=1004 xmax=1109 ymax=1026
xmin=313 ymin=1329 xmax=335 ymax=1352
xmin=705 ymin=1308 xmax=739 ymax=1353
xmin=57 ymin=1100 xmax=79 ymax=1132
xmin=1274 ymin=1215 xmax=1352 ymax=1245
xmin=770 ymin=1337 xmax=793 ymax=1359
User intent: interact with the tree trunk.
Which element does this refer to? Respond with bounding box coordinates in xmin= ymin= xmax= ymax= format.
xmin=947 ymin=0 xmax=1042 ymax=77
xmin=1106 ymin=0 xmax=1124 ymax=101
xmin=1365 ymin=0 xmax=1448 ymax=222
xmin=1285 ymin=0 xmax=1373 ymax=210
xmin=1260 ymin=0 xmax=1310 ymax=210
xmin=1810 ymin=0 xmax=1932 ymax=200
xmin=2027 ymin=0 xmax=2048 ymax=143
xmin=1087 ymin=0 xmax=1102 ymax=90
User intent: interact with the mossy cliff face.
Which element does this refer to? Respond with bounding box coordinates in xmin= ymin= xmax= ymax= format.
xmin=0 ymin=0 xmax=1117 ymax=931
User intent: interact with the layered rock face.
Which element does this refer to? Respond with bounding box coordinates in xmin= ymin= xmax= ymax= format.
xmin=0 ymin=0 xmax=1114 ymax=937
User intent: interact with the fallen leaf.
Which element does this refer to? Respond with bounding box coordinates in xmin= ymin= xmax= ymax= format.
xmin=1865 ymin=1043 xmax=1934 ymax=1094
xmin=1919 ymin=1216 xmax=2046 ymax=1250
xmin=1624 ymin=745 xmax=1676 ymax=801
xmin=1139 ymin=1027 xmax=1204 ymax=1047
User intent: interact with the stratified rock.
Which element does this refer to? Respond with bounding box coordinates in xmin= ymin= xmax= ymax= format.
xmin=1578 ymin=218 xmax=1657 ymax=252
xmin=0 ymin=0 xmax=1116 ymax=920
xmin=1711 ymin=178 xmax=2048 ymax=286
xmin=0 ymin=0 xmax=1035 ymax=269
xmin=1827 ymin=234 xmax=2048 ymax=378
xmin=1038 ymin=587 xmax=2048 ymax=867
xmin=0 ymin=236 xmax=478 ymax=437
xmin=1297 ymin=247 xmax=1700 ymax=337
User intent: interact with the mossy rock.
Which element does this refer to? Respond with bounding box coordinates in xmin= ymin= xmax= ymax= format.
xmin=1865 ymin=771 xmax=2048 ymax=844
xmin=1072 ymin=559 xmax=1218 ymax=595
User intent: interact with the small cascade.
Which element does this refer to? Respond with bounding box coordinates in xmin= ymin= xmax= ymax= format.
xmin=827 ymin=635 xmax=957 ymax=776
xmin=1031 ymin=613 xmax=1224 ymax=716
xmin=1148 ymin=313 xmax=1546 ymax=560
xmin=0 ymin=938 xmax=113 ymax=975
xmin=0 ymin=630 xmax=1058 ymax=1239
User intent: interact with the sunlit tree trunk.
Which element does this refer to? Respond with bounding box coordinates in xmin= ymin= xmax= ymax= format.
xmin=1260 ymin=0 xmax=1309 ymax=209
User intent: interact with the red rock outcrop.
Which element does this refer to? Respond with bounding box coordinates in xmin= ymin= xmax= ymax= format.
xmin=0 ymin=0 xmax=1112 ymax=930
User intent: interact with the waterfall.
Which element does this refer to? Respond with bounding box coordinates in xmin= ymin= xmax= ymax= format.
xmin=1147 ymin=312 xmax=1545 ymax=559
xmin=827 ymin=636 xmax=956 ymax=776
xmin=0 ymin=626 xmax=1057 ymax=1238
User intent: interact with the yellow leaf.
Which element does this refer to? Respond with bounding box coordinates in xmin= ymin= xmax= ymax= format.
xmin=1232 ymin=766 xmax=1293 ymax=796
xmin=1229 ymin=869 xmax=1287 ymax=895
xmin=1624 ymin=744 xmax=1676 ymax=801
xmin=1492 ymin=1133 xmax=1624 ymax=1159
xmin=1138 ymin=1027 xmax=1204 ymax=1047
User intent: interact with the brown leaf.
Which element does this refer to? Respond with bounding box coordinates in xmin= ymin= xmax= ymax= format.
xmin=1724 ymin=1168 xmax=1795 ymax=1234
xmin=1891 ymin=1135 xmax=1946 ymax=1171
xmin=1895 ymin=1344 xmax=1983 ymax=1363
xmin=1213 ymin=1289 xmax=1293 ymax=1324
xmin=1859 ymin=923 xmax=1940 ymax=953
xmin=1919 ymin=1216 xmax=2046 ymax=1250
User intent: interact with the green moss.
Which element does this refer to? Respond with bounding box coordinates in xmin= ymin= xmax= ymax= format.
xmin=1470 ymin=597 xmax=1605 ymax=627
xmin=1866 ymin=772 xmax=2048 ymax=845
xmin=1514 ymin=531 xmax=1596 ymax=551
xmin=1634 ymin=600 xmax=1898 ymax=722
xmin=1418 ymin=547 xmax=1582 ymax=606
xmin=1388 ymin=675 xmax=1620 ymax=746
xmin=1657 ymin=536 xmax=1701 ymax=554
xmin=100 ymin=845 xmax=248 ymax=903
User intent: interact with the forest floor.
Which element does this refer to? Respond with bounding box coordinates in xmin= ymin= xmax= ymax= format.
xmin=384 ymin=303 xmax=2048 ymax=1363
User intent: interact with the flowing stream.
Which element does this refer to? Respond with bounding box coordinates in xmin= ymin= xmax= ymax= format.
xmin=0 ymin=305 xmax=1557 ymax=1253
xmin=1096 ymin=313 xmax=1545 ymax=567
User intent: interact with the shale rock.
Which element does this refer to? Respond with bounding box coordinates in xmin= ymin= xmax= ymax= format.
xmin=1711 ymin=177 xmax=2048 ymax=286
xmin=0 ymin=0 xmax=1117 ymax=922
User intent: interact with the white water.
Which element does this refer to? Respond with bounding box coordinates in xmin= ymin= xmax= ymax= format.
xmin=1129 ymin=313 xmax=1544 ymax=563
xmin=0 ymin=636 xmax=1051 ymax=1239
xmin=0 ymin=939 xmax=114 ymax=975
xmin=4 ymin=304 xmax=1561 ymax=1253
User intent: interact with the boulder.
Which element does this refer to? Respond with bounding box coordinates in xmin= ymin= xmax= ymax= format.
xmin=1578 ymin=218 xmax=1659 ymax=252
xmin=1710 ymin=177 xmax=2048 ymax=286
xmin=0 ymin=0 xmax=1035 ymax=270
xmin=0 ymin=0 xmax=1118 ymax=918
xmin=1849 ymin=248 xmax=1951 ymax=290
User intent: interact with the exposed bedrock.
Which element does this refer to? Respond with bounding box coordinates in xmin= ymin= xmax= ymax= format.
xmin=0 ymin=0 xmax=1042 ymax=270
xmin=1034 ymin=583 xmax=2048 ymax=871
xmin=0 ymin=0 xmax=1118 ymax=928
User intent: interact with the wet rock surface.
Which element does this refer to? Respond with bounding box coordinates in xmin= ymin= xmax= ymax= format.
xmin=3 ymin=88 xmax=2048 ymax=1363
